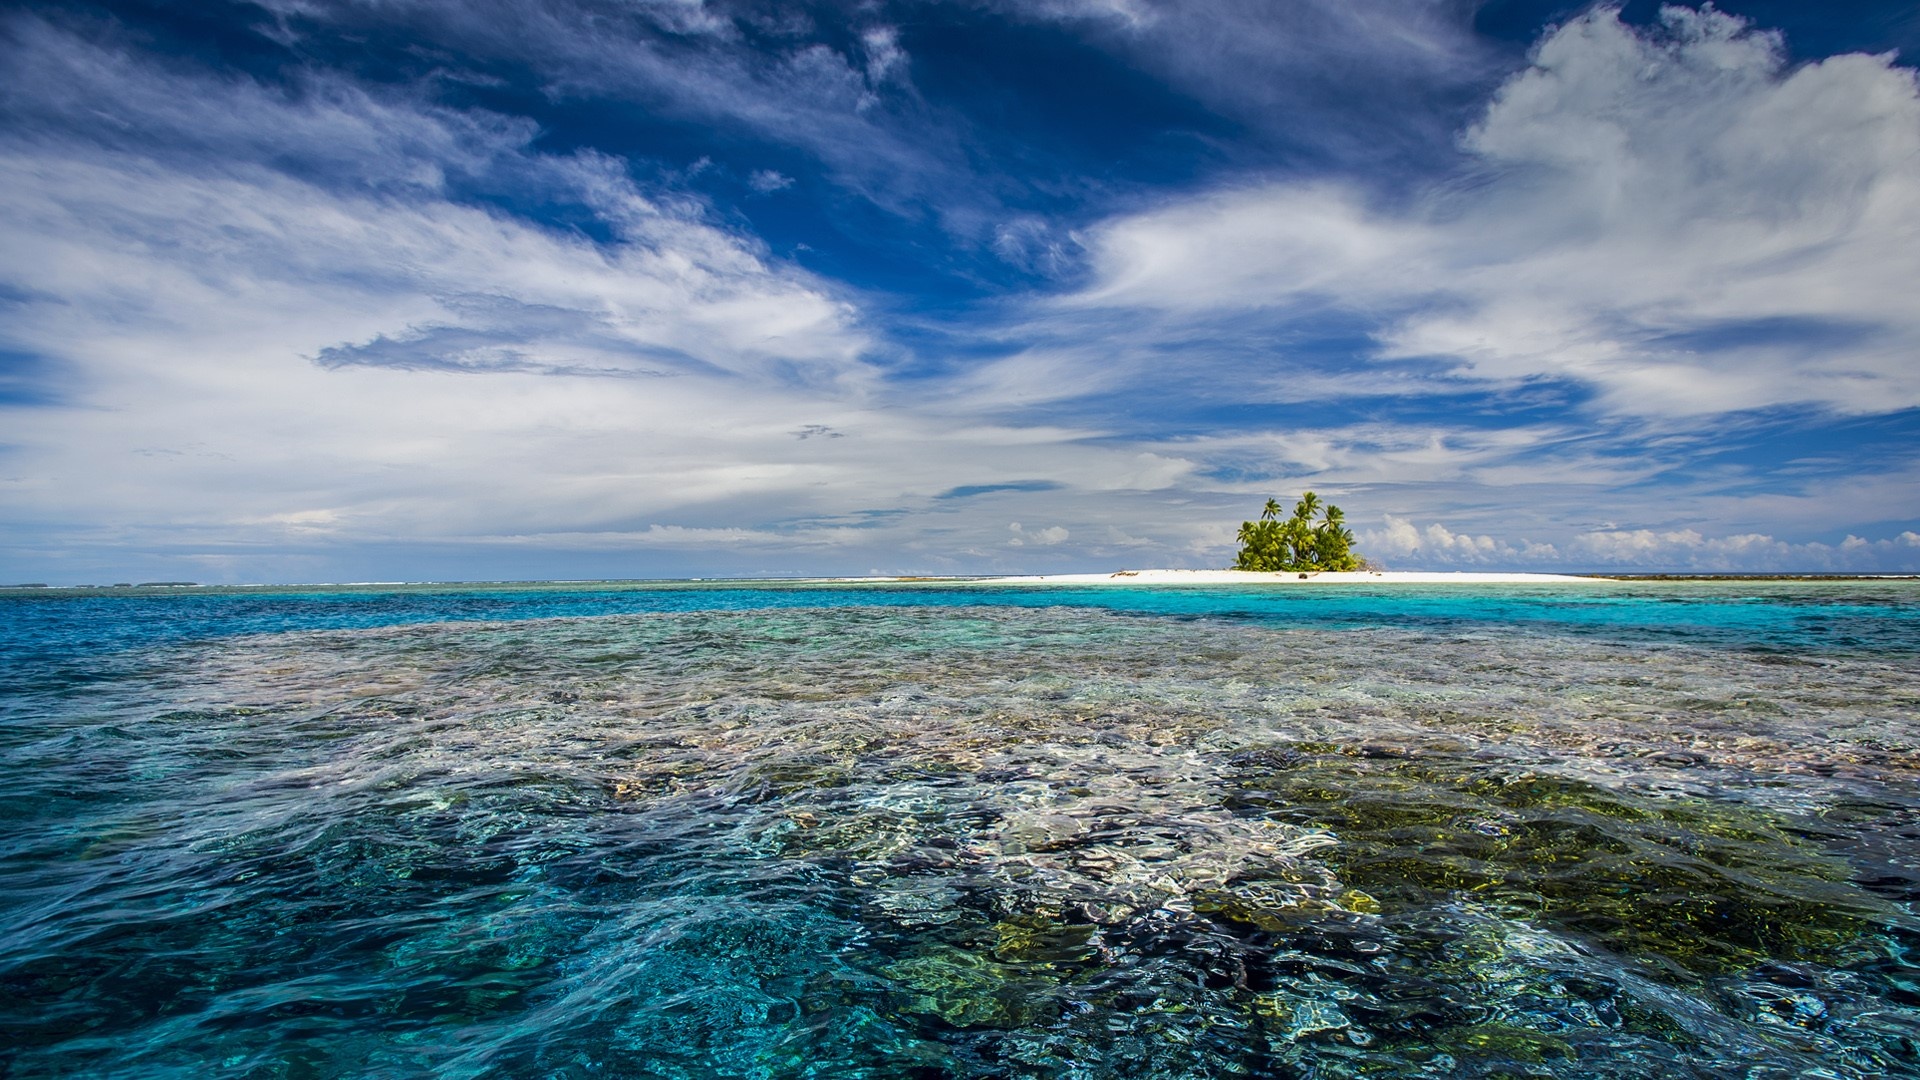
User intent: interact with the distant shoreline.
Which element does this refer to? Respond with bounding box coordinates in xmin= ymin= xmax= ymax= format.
xmin=4 ymin=571 xmax=1916 ymax=593
xmin=968 ymin=570 xmax=1918 ymax=585
xmin=968 ymin=569 xmax=1600 ymax=585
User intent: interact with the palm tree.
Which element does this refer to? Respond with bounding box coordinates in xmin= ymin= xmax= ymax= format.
xmin=1233 ymin=492 xmax=1366 ymax=573
xmin=1287 ymin=493 xmax=1323 ymax=567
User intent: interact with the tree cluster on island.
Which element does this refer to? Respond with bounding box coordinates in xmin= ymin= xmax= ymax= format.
xmin=1233 ymin=492 xmax=1364 ymax=572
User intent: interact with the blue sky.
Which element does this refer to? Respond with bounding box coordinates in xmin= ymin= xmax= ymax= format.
xmin=2 ymin=0 xmax=1918 ymax=582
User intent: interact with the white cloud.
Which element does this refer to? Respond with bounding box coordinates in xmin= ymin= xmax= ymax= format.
xmin=747 ymin=169 xmax=795 ymax=193
xmin=1008 ymin=522 xmax=1070 ymax=547
xmin=1067 ymin=6 xmax=1920 ymax=417
xmin=3 ymin=8 xmax=1915 ymax=583
xmin=991 ymin=216 xmax=1081 ymax=275
xmin=0 ymin=20 xmax=867 ymax=383
xmin=1567 ymin=528 xmax=1920 ymax=570
xmin=860 ymin=25 xmax=907 ymax=83
xmin=996 ymin=0 xmax=1493 ymax=165
xmin=243 ymin=0 xmax=967 ymax=221
xmin=1004 ymin=0 xmax=1158 ymax=29
xmin=1153 ymin=421 xmax=1660 ymax=494
xmin=1072 ymin=184 xmax=1425 ymax=311
xmin=1359 ymin=516 xmax=1920 ymax=572
xmin=1361 ymin=514 xmax=1558 ymax=565
xmin=0 ymin=22 xmax=1217 ymax=580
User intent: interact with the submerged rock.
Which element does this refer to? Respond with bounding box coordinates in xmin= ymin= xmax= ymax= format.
xmin=880 ymin=946 xmax=1060 ymax=1029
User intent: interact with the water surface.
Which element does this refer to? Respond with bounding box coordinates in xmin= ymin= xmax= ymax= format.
xmin=3 ymin=581 xmax=1917 ymax=1077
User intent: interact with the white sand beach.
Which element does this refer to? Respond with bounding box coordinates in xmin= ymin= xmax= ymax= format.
xmin=967 ymin=568 xmax=1601 ymax=585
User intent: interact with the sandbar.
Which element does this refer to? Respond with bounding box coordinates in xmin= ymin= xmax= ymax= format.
xmin=966 ymin=569 xmax=1602 ymax=585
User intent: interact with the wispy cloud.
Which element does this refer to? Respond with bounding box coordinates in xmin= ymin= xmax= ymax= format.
xmin=250 ymin=0 xmax=974 ymax=221
xmin=0 ymin=18 xmax=870 ymax=380
xmin=747 ymin=169 xmax=795 ymax=194
xmin=994 ymin=0 xmax=1498 ymax=169
xmin=0 ymin=18 xmax=1230 ymax=580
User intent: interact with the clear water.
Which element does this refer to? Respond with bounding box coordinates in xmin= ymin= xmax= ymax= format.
xmin=2 ymin=580 xmax=1917 ymax=1078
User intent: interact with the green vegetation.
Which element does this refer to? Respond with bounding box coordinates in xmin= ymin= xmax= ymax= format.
xmin=1233 ymin=492 xmax=1362 ymax=572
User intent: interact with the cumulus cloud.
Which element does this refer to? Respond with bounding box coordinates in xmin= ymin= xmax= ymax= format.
xmin=1360 ymin=516 xmax=1920 ymax=572
xmin=1361 ymin=515 xmax=1559 ymax=565
xmin=1569 ymin=528 xmax=1920 ymax=571
xmin=1008 ymin=522 xmax=1070 ymax=547
xmin=1068 ymin=6 xmax=1920 ymax=418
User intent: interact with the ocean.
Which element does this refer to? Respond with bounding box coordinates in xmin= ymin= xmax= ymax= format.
xmin=2 ymin=579 xmax=1917 ymax=1078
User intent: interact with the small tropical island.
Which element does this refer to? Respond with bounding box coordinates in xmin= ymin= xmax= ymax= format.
xmin=971 ymin=493 xmax=1597 ymax=585
xmin=1230 ymin=491 xmax=1363 ymax=573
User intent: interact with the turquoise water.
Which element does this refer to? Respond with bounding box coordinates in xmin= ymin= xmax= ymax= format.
xmin=2 ymin=580 xmax=1918 ymax=1077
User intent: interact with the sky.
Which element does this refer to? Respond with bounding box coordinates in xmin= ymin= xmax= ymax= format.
xmin=2 ymin=0 xmax=1918 ymax=582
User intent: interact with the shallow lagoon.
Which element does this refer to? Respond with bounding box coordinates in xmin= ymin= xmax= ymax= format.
xmin=2 ymin=581 xmax=1917 ymax=1077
